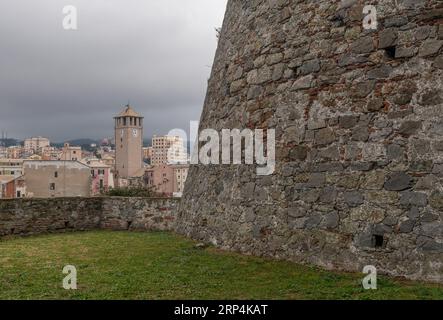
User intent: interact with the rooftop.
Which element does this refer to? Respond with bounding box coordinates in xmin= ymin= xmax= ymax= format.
xmin=23 ymin=160 xmax=90 ymax=170
xmin=115 ymin=105 xmax=143 ymax=118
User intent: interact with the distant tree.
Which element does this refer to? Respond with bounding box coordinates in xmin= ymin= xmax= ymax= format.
xmin=0 ymin=138 xmax=19 ymax=147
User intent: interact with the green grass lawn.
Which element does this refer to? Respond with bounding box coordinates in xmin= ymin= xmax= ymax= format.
xmin=0 ymin=231 xmax=442 ymax=300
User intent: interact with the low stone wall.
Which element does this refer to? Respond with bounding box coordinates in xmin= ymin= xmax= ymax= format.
xmin=0 ymin=197 xmax=179 ymax=237
xmin=101 ymin=197 xmax=178 ymax=231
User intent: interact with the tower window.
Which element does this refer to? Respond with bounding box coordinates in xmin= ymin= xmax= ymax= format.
xmin=123 ymin=118 xmax=127 ymax=126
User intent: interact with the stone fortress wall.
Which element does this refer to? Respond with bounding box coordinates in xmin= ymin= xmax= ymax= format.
xmin=0 ymin=197 xmax=178 ymax=237
xmin=176 ymin=0 xmax=443 ymax=283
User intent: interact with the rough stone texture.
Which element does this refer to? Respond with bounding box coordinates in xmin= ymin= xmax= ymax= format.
xmin=0 ymin=197 xmax=178 ymax=237
xmin=176 ymin=0 xmax=443 ymax=284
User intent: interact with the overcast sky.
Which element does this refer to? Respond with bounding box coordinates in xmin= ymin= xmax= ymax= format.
xmin=0 ymin=0 xmax=227 ymax=142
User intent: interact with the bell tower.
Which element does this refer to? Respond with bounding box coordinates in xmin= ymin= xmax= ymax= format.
xmin=114 ymin=104 xmax=144 ymax=179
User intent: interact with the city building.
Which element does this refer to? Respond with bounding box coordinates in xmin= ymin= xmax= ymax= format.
xmin=89 ymin=162 xmax=112 ymax=195
xmin=24 ymin=137 xmax=50 ymax=153
xmin=0 ymin=146 xmax=7 ymax=158
xmin=60 ymin=143 xmax=82 ymax=161
xmin=0 ymin=159 xmax=24 ymax=177
xmin=114 ymin=105 xmax=144 ymax=181
xmin=0 ymin=175 xmax=26 ymax=199
xmin=82 ymin=158 xmax=114 ymax=195
xmin=151 ymin=135 xmax=188 ymax=165
xmin=144 ymin=163 xmax=189 ymax=197
xmin=41 ymin=146 xmax=62 ymax=160
xmin=23 ymin=160 xmax=91 ymax=198
xmin=6 ymin=146 xmax=24 ymax=159
xmin=174 ymin=164 xmax=189 ymax=194
xmin=101 ymin=154 xmax=115 ymax=168
xmin=143 ymin=147 xmax=153 ymax=163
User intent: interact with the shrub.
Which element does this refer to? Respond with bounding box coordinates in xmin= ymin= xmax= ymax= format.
xmin=104 ymin=187 xmax=159 ymax=198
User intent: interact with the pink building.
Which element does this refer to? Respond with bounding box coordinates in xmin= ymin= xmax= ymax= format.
xmin=89 ymin=162 xmax=112 ymax=195
xmin=145 ymin=165 xmax=174 ymax=197
xmin=144 ymin=164 xmax=189 ymax=197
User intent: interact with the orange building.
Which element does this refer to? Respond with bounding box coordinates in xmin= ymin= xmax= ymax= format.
xmin=0 ymin=175 xmax=26 ymax=199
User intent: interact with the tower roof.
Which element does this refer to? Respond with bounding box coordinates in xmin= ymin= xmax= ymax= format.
xmin=115 ymin=105 xmax=143 ymax=118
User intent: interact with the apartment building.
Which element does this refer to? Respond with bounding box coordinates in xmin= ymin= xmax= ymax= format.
xmin=24 ymin=137 xmax=50 ymax=153
xmin=90 ymin=163 xmax=113 ymax=195
xmin=143 ymin=147 xmax=153 ymax=163
xmin=6 ymin=146 xmax=25 ymax=159
xmin=0 ymin=159 xmax=24 ymax=177
xmin=0 ymin=146 xmax=7 ymax=158
xmin=41 ymin=146 xmax=62 ymax=160
xmin=82 ymin=158 xmax=114 ymax=195
xmin=151 ymin=135 xmax=188 ymax=165
xmin=174 ymin=164 xmax=188 ymax=194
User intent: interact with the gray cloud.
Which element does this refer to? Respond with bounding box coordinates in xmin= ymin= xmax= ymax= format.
xmin=0 ymin=0 xmax=227 ymax=142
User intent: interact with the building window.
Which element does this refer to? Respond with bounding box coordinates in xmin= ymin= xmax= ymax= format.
xmin=100 ymin=179 xmax=104 ymax=190
xmin=54 ymin=171 xmax=58 ymax=178
xmin=50 ymin=183 xmax=56 ymax=191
